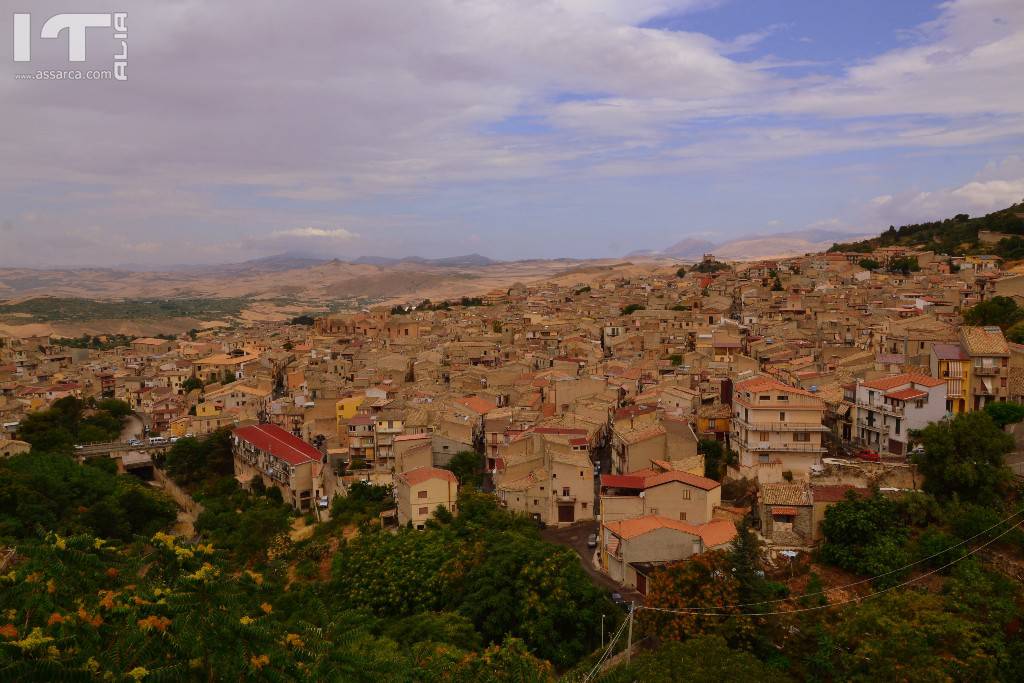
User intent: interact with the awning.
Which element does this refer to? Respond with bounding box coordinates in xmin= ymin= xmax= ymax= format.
xmin=772 ymin=506 xmax=799 ymax=516
xmin=835 ymin=404 xmax=850 ymax=417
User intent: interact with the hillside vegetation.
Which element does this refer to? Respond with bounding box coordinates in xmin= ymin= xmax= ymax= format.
xmin=828 ymin=203 xmax=1024 ymax=257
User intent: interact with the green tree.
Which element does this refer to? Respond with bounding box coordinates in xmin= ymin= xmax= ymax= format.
xmin=443 ymin=450 xmax=484 ymax=488
xmin=181 ymin=376 xmax=205 ymax=393
xmin=621 ymin=304 xmax=645 ymax=315
xmin=858 ymin=258 xmax=881 ymax=270
xmin=963 ymin=296 xmax=1024 ymax=330
xmin=599 ymin=636 xmax=792 ymax=683
xmin=913 ymin=411 xmax=1014 ymax=505
xmin=771 ymin=276 xmax=784 ymax=291
xmin=699 ymin=438 xmax=736 ymax=481
xmin=887 ymin=255 xmax=921 ymax=275
xmin=818 ymin=491 xmax=909 ymax=583
xmin=984 ymin=400 xmax=1024 ymax=428
xmin=676 ymin=266 xmax=686 ymax=278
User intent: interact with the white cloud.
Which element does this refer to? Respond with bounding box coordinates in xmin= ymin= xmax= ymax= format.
xmin=271 ymin=227 xmax=359 ymax=240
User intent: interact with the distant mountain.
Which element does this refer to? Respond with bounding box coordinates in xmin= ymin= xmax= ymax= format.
xmin=644 ymin=228 xmax=874 ymax=261
xmin=827 ymin=203 xmax=1024 ymax=256
xmin=662 ymin=237 xmax=718 ymax=259
xmin=352 ymin=253 xmax=498 ymax=267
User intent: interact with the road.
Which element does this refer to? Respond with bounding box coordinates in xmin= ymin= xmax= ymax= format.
xmin=541 ymin=521 xmax=642 ymax=604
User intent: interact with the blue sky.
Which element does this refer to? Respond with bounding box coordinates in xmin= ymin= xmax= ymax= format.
xmin=0 ymin=0 xmax=1022 ymax=266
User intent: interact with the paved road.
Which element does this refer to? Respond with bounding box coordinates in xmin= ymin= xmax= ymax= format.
xmin=541 ymin=521 xmax=643 ymax=604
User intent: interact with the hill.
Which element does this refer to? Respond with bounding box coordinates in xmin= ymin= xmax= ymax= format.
xmin=828 ymin=203 xmax=1024 ymax=256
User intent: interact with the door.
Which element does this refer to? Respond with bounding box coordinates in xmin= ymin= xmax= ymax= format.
xmin=558 ymin=504 xmax=574 ymax=523
xmin=636 ymin=572 xmax=647 ymax=595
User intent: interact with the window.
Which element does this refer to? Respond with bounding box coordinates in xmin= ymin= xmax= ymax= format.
xmin=533 ymin=499 xmax=538 ymax=506
xmin=551 ymin=472 xmax=557 ymax=479
xmin=417 ymin=490 xmax=428 ymax=499
xmin=679 ymin=512 xmax=687 ymax=521
xmin=794 ymin=432 xmax=810 ymax=442
xmin=779 ymin=411 xmax=786 ymax=421
xmin=562 ymin=487 xmax=570 ymax=497
xmin=682 ymin=489 xmax=692 ymax=500
xmin=418 ymin=507 xmax=428 ymax=515
xmin=582 ymin=502 xmax=588 ymax=509
xmin=649 ymin=507 xmax=658 ymax=515
xmin=777 ymin=395 xmax=788 ymax=401
xmin=759 ymin=395 xmax=771 ymax=401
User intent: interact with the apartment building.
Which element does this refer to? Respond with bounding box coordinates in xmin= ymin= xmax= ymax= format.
xmin=959 ymin=326 xmax=1010 ymax=410
xmin=854 ymin=374 xmax=946 ymax=456
xmin=395 ymin=466 xmax=458 ymax=529
xmin=232 ymin=423 xmax=321 ymax=511
xmin=494 ymin=431 xmax=594 ymax=526
xmin=600 ymin=467 xmax=721 ymax=524
xmin=930 ymin=343 xmax=970 ymax=414
xmin=731 ymin=375 xmax=827 ymax=481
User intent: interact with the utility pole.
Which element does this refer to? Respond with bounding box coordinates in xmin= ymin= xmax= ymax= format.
xmin=601 ymin=614 xmax=605 ymax=650
xmin=626 ymin=602 xmax=635 ymax=664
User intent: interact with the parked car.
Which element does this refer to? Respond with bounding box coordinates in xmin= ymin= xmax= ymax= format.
xmin=317 ymin=496 xmax=330 ymax=509
xmin=587 ymin=533 xmax=598 ymax=548
xmin=127 ymin=439 xmax=143 ymax=447
xmin=610 ymin=592 xmax=627 ymax=606
xmin=148 ymin=436 xmax=168 ymax=445
xmin=855 ymin=448 xmax=880 ymax=462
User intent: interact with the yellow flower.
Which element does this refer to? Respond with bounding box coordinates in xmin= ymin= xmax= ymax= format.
xmin=250 ymin=654 xmax=270 ymax=670
xmin=244 ymin=570 xmax=264 ymax=585
xmin=83 ymin=657 xmax=101 ymax=674
xmin=185 ymin=563 xmax=219 ymax=582
xmin=93 ymin=538 xmax=105 ymax=549
xmin=54 ymin=535 xmax=67 ymax=550
xmin=239 ymin=616 xmax=254 ymax=626
xmin=284 ymin=633 xmax=304 ymax=648
xmin=197 ymin=543 xmax=215 ymax=555
xmin=127 ymin=666 xmax=149 ymax=680
xmin=260 ymin=602 xmax=273 ymax=615
xmin=12 ymin=627 xmax=53 ymax=651
xmin=47 ymin=579 xmax=57 ymax=594
xmin=47 ymin=645 xmax=60 ymax=658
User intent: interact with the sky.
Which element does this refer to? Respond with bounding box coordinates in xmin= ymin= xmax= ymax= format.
xmin=0 ymin=0 xmax=1022 ymax=268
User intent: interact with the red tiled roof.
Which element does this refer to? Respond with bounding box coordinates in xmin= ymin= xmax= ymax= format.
xmin=397 ymin=466 xmax=458 ymax=486
xmin=885 ymin=388 xmax=927 ymax=401
xmin=811 ymin=484 xmax=871 ymax=503
xmin=861 ymin=373 xmax=944 ymax=390
xmin=233 ymin=424 xmax=320 ymax=466
xmin=601 ymin=474 xmax=645 ymax=489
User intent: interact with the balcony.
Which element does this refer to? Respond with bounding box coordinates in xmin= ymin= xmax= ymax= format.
xmin=747 ymin=443 xmax=826 ymax=453
xmin=733 ymin=417 xmax=829 ymax=432
xmin=973 ymin=366 xmax=1001 ymax=376
xmin=556 ymin=493 xmax=576 ymax=503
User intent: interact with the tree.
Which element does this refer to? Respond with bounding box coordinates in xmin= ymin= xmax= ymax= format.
xmin=818 ymin=491 xmax=910 ymax=583
xmin=181 ymin=376 xmax=204 ymax=394
xmin=290 ymin=314 xmax=315 ymax=326
xmin=599 ymin=636 xmax=791 ymax=683
xmin=1006 ymin=319 xmax=1024 ymax=343
xmin=699 ymin=438 xmax=735 ymax=481
xmin=771 ymin=276 xmax=784 ymax=291
xmin=913 ymin=411 xmax=1014 ymax=505
xmin=887 ymin=256 xmax=920 ymax=275
xmin=984 ymin=401 xmax=1024 ymax=428
xmin=963 ymin=296 xmax=1024 ymax=330
xmin=443 ymin=450 xmax=484 ymax=488
xmin=676 ymin=266 xmax=686 ymax=278
xmin=858 ymin=258 xmax=881 ymax=270
xmin=621 ymin=304 xmax=645 ymax=315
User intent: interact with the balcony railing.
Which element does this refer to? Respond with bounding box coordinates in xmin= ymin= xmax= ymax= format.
xmin=747 ymin=443 xmax=826 ymax=453
xmin=973 ymin=366 xmax=1001 ymax=376
xmin=733 ymin=417 xmax=828 ymax=432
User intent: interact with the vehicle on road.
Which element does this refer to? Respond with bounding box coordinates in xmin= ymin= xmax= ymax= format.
xmin=73 ymin=444 xmax=84 ymax=451
xmin=587 ymin=533 xmax=598 ymax=548
xmin=318 ymin=496 xmax=330 ymax=509
xmin=148 ymin=436 xmax=168 ymax=445
xmin=128 ymin=439 xmax=143 ymax=447
xmin=610 ymin=592 xmax=627 ymax=606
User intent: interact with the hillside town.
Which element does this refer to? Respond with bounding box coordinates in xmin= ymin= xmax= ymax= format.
xmin=5 ymin=244 xmax=1024 ymax=599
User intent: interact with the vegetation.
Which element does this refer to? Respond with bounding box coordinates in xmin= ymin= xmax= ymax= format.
xmin=675 ymin=267 xmax=686 ymax=278
xmin=53 ymin=333 xmax=136 ymax=350
xmin=829 ymin=203 xmax=1024 ymax=256
xmin=912 ymin=411 xmax=1015 ymax=505
xmin=963 ymin=295 xmax=1024 ymax=330
xmin=857 ymin=258 xmax=880 ymax=270
xmin=699 ymin=438 xmax=736 ymax=481
xmin=693 ymin=259 xmax=729 ymax=273
xmin=443 ymin=450 xmax=484 ymax=489
xmin=16 ymin=397 xmax=130 ymax=453
xmin=621 ymin=304 xmax=646 ymax=315
xmin=985 ymin=401 xmax=1024 ymax=428
xmin=330 ymin=481 xmax=394 ymax=525
xmin=0 ymin=296 xmax=249 ymax=322
xmin=290 ymin=314 xmax=316 ymax=326
xmin=818 ymin=491 xmax=910 ymax=584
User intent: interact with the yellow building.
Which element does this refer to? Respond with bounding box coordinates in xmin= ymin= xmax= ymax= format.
xmin=930 ymin=343 xmax=970 ymax=414
xmin=335 ymin=394 xmax=366 ymax=436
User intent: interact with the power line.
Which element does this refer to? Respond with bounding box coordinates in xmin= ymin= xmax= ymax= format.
xmin=583 ymin=605 xmax=631 ymax=682
xmin=636 ymin=515 xmax=1023 ymax=618
xmin=666 ymin=505 xmax=1024 ymax=612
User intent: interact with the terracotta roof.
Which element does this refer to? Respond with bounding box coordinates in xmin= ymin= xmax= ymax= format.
xmin=233 ymin=424 xmax=320 ymax=466
xmin=397 ymin=466 xmax=458 ymax=486
xmin=885 ymin=388 xmax=927 ymax=401
xmin=959 ymin=326 xmax=1009 ymax=356
xmin=770 ymin=506 xmax=800 ymax=516
xmin=604 ymin=515 xmax=737 ymax=547
xmin=455 ymin=395 xmax=497 ymax=415
xmin=734 ymin=375 xmax=819 ymax=399
xmin=861 ymin=373 xmax=944 ymax=390
xmin=394 ymin=432 xmax=430 ymax=442
xmin=811 ymin=484 xmax=871 ymax=503
xmin=759 ymin=482 xmax=812 ymax=506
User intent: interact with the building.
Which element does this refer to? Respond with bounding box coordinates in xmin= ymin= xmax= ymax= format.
xmin=854 ymin=373 xmax=946 ymax=456
xmin=730 ymin=376 xmax=827 ymax=481
xmin=959 ymin=326 xmax=1010 ymax=410
xmin=395 ymin=466 xmax=459 ymax=529
xmin=600 ymin=516 xmax=737 ymax=594
xmin=599 ymin=466 xmax=721 ymax=525
xmin=232 ymin=423 xmax=321 ymax=511
xmin=930 ymin=343 xmax=970 ymax=414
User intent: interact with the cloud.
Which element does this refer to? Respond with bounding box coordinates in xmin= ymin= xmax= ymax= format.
xmin=270 ymin=227 xmax=359 ymax=240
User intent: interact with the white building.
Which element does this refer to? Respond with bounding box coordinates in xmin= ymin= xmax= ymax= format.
xmin=855 ymin=373 xmax=946 ymax=457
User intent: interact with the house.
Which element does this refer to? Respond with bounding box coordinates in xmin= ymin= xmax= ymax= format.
xmin=600 ymin=516 xmax=737 ymax=594
xmin=600 ymin=466 xmax=721 ymax=525
xmin=757 ymin=482 xmax=814 ymax=548
xmin=854 ymin=373 xmax=945 ymax=456
xmin=930 ymin=343 xmax=970 ymax=414
xmin=959 ymin=326 xmax=1010 ymax=410
xmin=232 ymin=423 xmax=322 ymax=511
xmin=395 ymin=466 xmax=459 ymax=529
xmin=494 ymin=430 xmax=594 ymax=526
xmin=730 ymin=376 xmax=827 ymax=481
